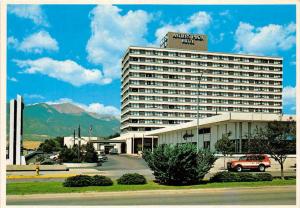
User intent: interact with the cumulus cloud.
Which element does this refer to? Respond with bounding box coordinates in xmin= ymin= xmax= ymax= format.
xmin=234 ymin=22 xmax=296 ymax=55
xmin=46 ymin=98 xmax=120 ymax=119
xmin=283 ymin=86 xmax=296 ymax=106
xmin=10 ymin=31 xmax=59 ymax=53
xmin=86 ymin=5 xmax=152 ymax=79
xmin=8 ymin=77 xmax=18 ymax=82
xmin=154 ymin=11 xmax=212 ymax=44
xmin=24 ymin=94 xmax=45 ymax=99
xmin=14 ymin=57 xmax=112 ymax=86
xmin=8 ymin=5 xmax=48 ymax=26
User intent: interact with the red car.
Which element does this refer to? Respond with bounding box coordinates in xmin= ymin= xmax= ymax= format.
xmin=227 ymin=154 xmax=271 ymax=172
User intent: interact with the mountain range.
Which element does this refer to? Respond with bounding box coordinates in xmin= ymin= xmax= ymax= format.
xmin=7 ymin=102 xmax=120 ymax=141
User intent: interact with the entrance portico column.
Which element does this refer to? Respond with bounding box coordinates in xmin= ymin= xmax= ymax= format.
xmin=151 ymin=136 xmax=154 ymax=152
xmin=132 ymin=135 xmax=135 ymax=154
xmin=142 ymin=134 xmax=144 ymax=152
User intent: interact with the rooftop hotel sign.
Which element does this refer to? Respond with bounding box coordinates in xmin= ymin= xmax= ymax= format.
xmin=161 ymin=32 xmax=208 ymax=51
xmin=172 ymin=33 xmax=205 ymax=45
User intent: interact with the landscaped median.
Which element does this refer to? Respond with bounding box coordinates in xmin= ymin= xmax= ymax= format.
xmin=7 ymin=178 xmax=296 ymax=195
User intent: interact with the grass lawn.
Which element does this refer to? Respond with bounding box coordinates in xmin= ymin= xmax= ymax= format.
xmin=7 ymin=179 xmax=296 ymax=195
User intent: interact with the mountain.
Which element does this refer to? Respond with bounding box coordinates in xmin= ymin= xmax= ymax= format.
xmin=7 ymin=102 xmax=120 ymax=141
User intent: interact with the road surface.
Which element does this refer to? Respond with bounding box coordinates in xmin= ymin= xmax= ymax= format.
xmin=7 ymin=185 xmax=296 ymax=205
xmin=7 ymin=154 xmax=296 ymax=183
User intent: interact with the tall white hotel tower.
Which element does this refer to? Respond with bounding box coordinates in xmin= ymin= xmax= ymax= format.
xmin=120 ymin=32 xmax=283 ymax=154
xmin=9 ymin=95 xmax=25 ymax=165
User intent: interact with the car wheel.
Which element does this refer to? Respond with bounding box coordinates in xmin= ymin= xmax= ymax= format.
xmin=236 ymin=165 xmax=242 ymax=172
xmin=258 ymin=164 xmax=265 ymax=172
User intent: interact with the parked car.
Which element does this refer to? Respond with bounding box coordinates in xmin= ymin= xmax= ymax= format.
xmin=227 ymin=154 xmax=271 ymax=172
xmin=109 ymin=148 xmax=119 ymax=155
xmin=98 ymin=155 xmax=108 ymax=162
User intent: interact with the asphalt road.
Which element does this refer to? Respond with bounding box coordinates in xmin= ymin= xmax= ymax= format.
xmin=7 ymin=155 xmax=296 ymax=183
xmin=7 ymin=185 xmax=296 ymax=205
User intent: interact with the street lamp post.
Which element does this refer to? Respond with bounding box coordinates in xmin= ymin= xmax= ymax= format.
xmin=197 ymin=70 xmax=206 ymax=153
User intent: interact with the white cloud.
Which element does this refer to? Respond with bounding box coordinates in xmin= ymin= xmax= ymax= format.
xmin=86 ymin=5 xmax=152 ymax=79
xmin=154 ymin=11 xmax=212 ymax=44
xmin=8 ymin=77 xmax=18 ymax=82
xmin=14 ymin=57 xmax=112 ymax=87
xmin=8 ymin=5 xmax=48 ymax=26
xmin=234 ymin=22 xmax=296 ymax=55
xmin=8 ymin=36 xmax=19 ymax=48
xmin=283 ymin=86 xmax=296 ymax=106
xmin=24 ymin=94 xmax=45 ymax=99
xmin=15 ymin=30 xmax=58 ymax=53
xmin=46 ymin=98 xmax=120 ymax=119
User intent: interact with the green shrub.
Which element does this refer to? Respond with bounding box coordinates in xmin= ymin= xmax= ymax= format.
xmin=92 ymin=175 xmax=113 ymax=186
xmin=210 ymin=171 xmax=239 ymax=182
xmin=63 ymin=175 xmax=93 ymax=187
xmin=117 ymin=173 xmax=147 ymax=185
xmin=143 ymin=143 xmax=216 ymax=185
xmin=238 ymin=173 xmax=258 ymax=182
xmin=211 ymin=172 xmax=273 ymax=182
xmin=256 ymin=173 xmax=273 ymax=181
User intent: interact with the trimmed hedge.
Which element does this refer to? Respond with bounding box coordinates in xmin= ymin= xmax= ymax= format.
xmin=117 ymin=173 xmax=147 ymax=185
xmin=63 ymin=175 xmax=113 ymax=187
xmin=63 ymin=175 xmax=93 ymax=187
xmin=92 ymin=175 xmax=113 ymax=186
xmin=210 ymin=171 xmax=273 ymax=182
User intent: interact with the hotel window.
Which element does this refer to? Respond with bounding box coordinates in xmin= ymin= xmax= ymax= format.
xmin=199 ymin=128 xmax=211 ymax=134
xmin=203 ymin=141 xmax=210 ymax=150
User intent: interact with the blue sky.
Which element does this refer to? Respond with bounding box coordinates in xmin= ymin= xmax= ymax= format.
xmin=7 ymin=4 xmax=296 ymax=117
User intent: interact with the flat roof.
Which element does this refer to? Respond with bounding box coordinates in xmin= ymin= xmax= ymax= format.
xmin=124 ymin=46 xmax=283 ymax=59
xmin=145 ymin=113 xmax=295 ymax=136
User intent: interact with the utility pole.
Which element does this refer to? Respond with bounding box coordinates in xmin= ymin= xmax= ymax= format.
xmin=197 ymin=70 xmax=206 ymax=153
xmin=73 ymin=129 xmax=76 ymax=146
xmin=78 ymin=125 xmax=81 ymax=161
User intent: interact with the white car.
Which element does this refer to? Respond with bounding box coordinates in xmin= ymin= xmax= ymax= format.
xmin=49 ymin=154 xmax=59 ymax=160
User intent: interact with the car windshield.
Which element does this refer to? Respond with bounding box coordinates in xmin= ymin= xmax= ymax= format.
xmin=239 ymin=156 xmax=247 ymax=160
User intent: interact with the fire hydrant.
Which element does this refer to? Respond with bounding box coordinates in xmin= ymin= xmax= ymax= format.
xmin=35 ymin=165 xmax=40 ymax=176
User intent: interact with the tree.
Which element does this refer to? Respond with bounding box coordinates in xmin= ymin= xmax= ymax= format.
xmin=83 ymin=142 xmax=98 ymax=163
xmin=59 ymin=145 xmax=77 ymax=162
xmin=143 ymin=143 xmax=216 ymax=185
xmin=38 ymin=138 xmax=61 ymax=153
xmin=247 ymin=120 xmax=296 ymax=179
xmin=214 ymin=132 xmax=235 ymax=169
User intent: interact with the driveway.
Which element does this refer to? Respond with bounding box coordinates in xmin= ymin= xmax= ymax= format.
xmin=97 ymin=154 xmax=149 ymax=171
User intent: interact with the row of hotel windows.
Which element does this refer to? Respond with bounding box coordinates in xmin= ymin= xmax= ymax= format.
xmin=126 ymin=70 xmax=282 ymax=79
xmin=125 ymin=96 xmax=281 ymax=106
xmin=126 ymin=73 xmax=281 ymax=86
xmin=121 ymin=127 xmax=159 ymax=133
xmin=124 ymin=88 xmax=282 ymax=100
xmin=123 ymin=65 xmax=282 ymax=75
xmin=122 ymin=103 xmax=282 ymax=112
xmin=127 ymin=49 xmax=282 ymax=65
xmin=126 ymin=57 xmax=282 ymax=70
xmin=126 ymin=80 xmax=282 ymax=92
xmin=121 ymin=107 xmax=281 ymax=120
xmin=123 ymin=119 xmax=190 ymax=125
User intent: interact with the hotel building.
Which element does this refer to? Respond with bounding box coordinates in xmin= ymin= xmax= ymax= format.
xmin=119 ymin=32 xmax=283 ymax=154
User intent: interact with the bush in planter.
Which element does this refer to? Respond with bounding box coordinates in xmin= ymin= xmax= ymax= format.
xmin=117 ymin=173 xmax=147 ymax=185
xmin=63 ymin=175 xmax=93 ymax=187
xmin=238 ymin=173 xmax=258 ymax=182
xmin=256 ymin=173 xmax=273 ymax=181
xmin=143 ymin=143 xmax=216 ymax=185
xmin=210 ymin=172 xmax=273 ymax=182
xmin=92 ymin=175 xmax=113 ymax=186
xmin=210 ymin=171 xmax=239 ymax=182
